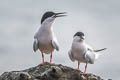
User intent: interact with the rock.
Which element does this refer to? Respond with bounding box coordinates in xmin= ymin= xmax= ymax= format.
xmin=0 ymin=62 xmax=103 ymax=80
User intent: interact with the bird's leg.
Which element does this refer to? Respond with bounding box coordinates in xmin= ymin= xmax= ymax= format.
xmin=40 ymin=52 xmax=45 ymax=64
xmin=50 ymin=52 xmax=52 ymax=63
xmin=78 ymin=61 xmax=80 ymax=70
xmin=49 ymin=52 xmax=54 ymax=64
xmin=83 ymin=62 xmax=88 ymax=74
xmin=75 ymin=61 xmax=80 ymax=70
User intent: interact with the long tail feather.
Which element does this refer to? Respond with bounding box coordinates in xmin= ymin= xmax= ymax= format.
xmin=94 ymin=48 xmax=107 ymax=52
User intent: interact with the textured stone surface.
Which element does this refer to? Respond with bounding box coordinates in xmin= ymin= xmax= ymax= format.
xmin=0 ymin=62 xmax=103 ymax=80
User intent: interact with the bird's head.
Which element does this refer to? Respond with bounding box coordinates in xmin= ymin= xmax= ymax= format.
xmin=73 ymin=31 xmax=85 ymax=41
xmin=41 ymin=11 xmax=67 ymax=24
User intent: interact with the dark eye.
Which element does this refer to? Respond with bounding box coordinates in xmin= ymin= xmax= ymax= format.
xmin=52 ymin=15 xmax=56 ymax=18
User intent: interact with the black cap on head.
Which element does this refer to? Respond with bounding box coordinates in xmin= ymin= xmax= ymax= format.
xmin=41 ymin=11 xmax=67 ymax=24
xmin=41 ymin=11 xmax=55 ymax=24
xmin=73 ymin=32 xmax=84 ymax=37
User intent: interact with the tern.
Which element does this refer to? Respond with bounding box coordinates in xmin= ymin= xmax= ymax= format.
xmin=68 ymin=31 xmax=107 ymax=74
xmin=33 ymin=11 xmax=67 ymax=64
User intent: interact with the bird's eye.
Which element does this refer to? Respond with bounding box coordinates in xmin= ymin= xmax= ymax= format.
xmin=52 ymin=15 xmax=56 ymax=18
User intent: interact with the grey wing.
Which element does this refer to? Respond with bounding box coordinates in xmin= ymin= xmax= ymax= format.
xmin=33 ymin=39 xmax=39 ymax=52
xmin=84 ymin=51 xmax=95 ymax=64
xmin=68 ymin=50 xmax=75 ymax=62
xmin=51 ymin=39 xmax=59 ymax=51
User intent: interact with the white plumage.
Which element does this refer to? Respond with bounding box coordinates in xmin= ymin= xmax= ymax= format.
xmin=33 ymin=17 xmax=59 ymax=54
xmin=33 ymin=11 xmax=66 ymax=64
xmin=68 ymin=32 xmax=106 ymax=73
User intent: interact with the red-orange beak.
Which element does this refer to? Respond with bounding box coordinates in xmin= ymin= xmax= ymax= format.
xmin=54 ymin=12 xmax=67 ymax=18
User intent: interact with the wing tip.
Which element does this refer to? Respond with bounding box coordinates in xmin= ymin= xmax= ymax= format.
xmin=68 ymin=50 xmax=75 ymax=62
xmin=33 ymin=39 xmax=39 ymax=52
xmin=56 ymin=47 xmax=59 ymax=51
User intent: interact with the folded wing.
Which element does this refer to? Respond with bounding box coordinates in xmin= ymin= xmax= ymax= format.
xmin=51 ymin=38 xmax=59 ymax=51
xmin=68 ymin=50 xmax=75 ymax=62
xmin=33 ymin=39 xmax=39 ymax=52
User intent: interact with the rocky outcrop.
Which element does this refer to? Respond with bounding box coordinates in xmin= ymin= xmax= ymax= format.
xmin=0 ymin=62 xmax=103 ymax=80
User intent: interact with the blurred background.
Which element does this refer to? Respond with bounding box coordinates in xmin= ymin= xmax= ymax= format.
xmin=0 ymin=0 xmax=120 ymax=79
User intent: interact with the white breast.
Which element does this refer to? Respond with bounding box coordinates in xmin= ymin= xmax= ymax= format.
xmin=71 ymin=40 xmax=88 ymax=63
xmin=34 ymin=18 xmax=55 ymax=54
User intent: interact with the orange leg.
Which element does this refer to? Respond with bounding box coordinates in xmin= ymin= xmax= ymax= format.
xmin=78 ymin=61 xmax=80 ymax=70
xmin=40 ymin=52 xmax=45 ymax=64
xmin=49 ymin=53 xmax=54 ymax=64
xmin=83 ymin=62 xmax=88 ymax=74
xmin=75 ymin=61 xmax=80 ymax=70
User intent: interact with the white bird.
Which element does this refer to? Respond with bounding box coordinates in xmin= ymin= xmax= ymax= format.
xmin=33 ymin=11 xmax=67 ymax=64
xmin=68 ymin=31 xmax=107 ymax=74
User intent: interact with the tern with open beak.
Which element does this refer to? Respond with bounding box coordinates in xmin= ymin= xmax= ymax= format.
xmin=33 ymin=11 xmax=67 ymax=64
xmin=68 ymin=31 xmax=107 ymax=74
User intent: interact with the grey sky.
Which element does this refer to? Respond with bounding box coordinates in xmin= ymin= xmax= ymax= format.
xmin=0 ymin=0 xmax=120 ymax=79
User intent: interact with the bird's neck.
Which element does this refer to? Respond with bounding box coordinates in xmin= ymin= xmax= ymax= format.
xmin=41 ymin=20 xmax=55 ymax=30
xmin=73 ymin=37 xmax=85 ymax=43
xmin=41 ymin=22 xmax=53 ymax=29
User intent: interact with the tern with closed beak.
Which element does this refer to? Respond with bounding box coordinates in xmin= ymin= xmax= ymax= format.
xmin=68 ymin=31 xmax=107 ymax=74
xmin=33 ymin=11 xmax=67 ymax=64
